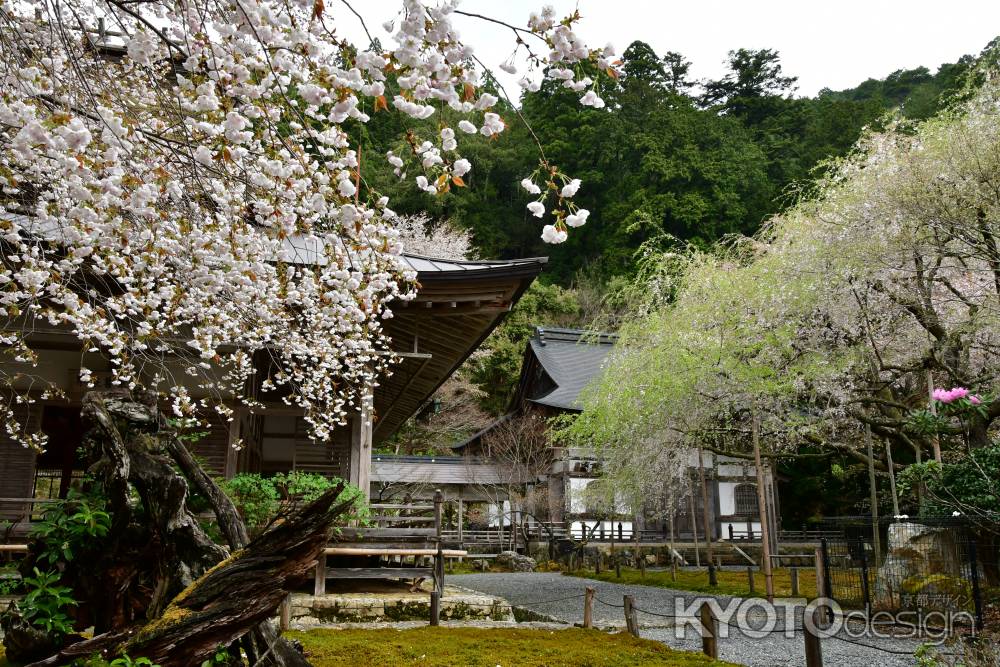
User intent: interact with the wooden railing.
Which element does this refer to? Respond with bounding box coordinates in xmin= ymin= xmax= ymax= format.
xmin=0 ymin=497 xmax=60 ymax=540
xmin=315 ymin=490 xmax=466 ymax=623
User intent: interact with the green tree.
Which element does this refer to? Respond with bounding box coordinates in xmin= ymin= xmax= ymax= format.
xmin=701 ymin=48 xmax=798 ymax=118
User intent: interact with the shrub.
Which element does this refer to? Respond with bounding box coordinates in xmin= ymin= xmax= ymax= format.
xmin=221 ymin=473 xmax=367 ymax=533
xmin=30 ymin=489 xmax=111 ymax=567
xmin=219 ymin=474 xmax=280 ymax=531
xmin=19 ymin=568 xmax=77 ymax=637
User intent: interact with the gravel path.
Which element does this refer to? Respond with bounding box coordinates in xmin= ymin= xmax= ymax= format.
xmin=451 ymin=572 xmax=927 ymax=666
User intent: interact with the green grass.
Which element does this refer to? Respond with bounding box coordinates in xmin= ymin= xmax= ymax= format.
xmin=0 ymin=625 xmax=735 ymax=666
xmin=564 ymin=567 xmax=817 ymax=599
xmin=0 ymin=628 xmax=735 ymax=667
xmin=289 ymin=627 xmax=736 ymax=666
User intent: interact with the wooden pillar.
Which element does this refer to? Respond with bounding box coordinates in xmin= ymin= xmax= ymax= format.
xmin=624 ymin=595 xmax=639 ymax=637
xmin=223 ymin=408 xmax=244 ymax=480
xmin=699 ymin=601 xmax=718 ymax=659
xmin=753 ymin=412 xmax=775 ymax=602
xmin=697 ymin=447 xmax=714 ymax=563
xmin=314 ymin=552 xmax=327 ymax=596
xmin=348 ymin=392 xmax=373 ymax=500
xmin=457 ymin=495 xmax=464 ymax=543
xmin=434 ymin=489 xmax=444 ymax=595
xmin=279 ymin=593 xmax=291 ymax=631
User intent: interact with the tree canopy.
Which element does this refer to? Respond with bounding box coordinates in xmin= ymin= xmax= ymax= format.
xmin=562 ymin=64 xmax=1000 ymax=517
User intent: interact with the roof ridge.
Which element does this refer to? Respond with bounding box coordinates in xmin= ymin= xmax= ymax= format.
xmin=534 ymin=326 xmax=618 ymax=343
xmin=402 ymin=253 xmax=550 ymax=265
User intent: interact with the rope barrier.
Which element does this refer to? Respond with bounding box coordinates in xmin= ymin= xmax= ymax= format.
xmin=825 ymin=632 xmax=953 ymax=656
xmin=510 ymin=593 xmax=586 ymax=607
xmin=629 ymin=605 xmax=679 ymax=619
xmin=725 ymin=622 xmax=795 ymax=635
xmin=593 ymin=595 xmax=625 ymax=608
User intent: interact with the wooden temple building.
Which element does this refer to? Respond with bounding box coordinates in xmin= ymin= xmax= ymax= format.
xmin=0 ymin=252 xmax=547 ymax=520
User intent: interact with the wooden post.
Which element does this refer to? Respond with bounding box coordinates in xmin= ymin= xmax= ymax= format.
xmin=457 ymin=496 xmax=464 ymax=544
xmin=668 ymin=504 xmax=677 ymax=581
xmin=752 ymin=412 xmax=774 ymax=603
xmin=348 ymin=392 xmax=373 ymax=500
xmin=697 ymin=447 xmax=715 ymax=564
xmin=813 ymin=546 xmax=825 ymax=602
xmin=279 ymin=592 xmax=291 ymax=631
xmin=698 ymin=601 xmax=718 ymax=659
xmin=434 ymin=489 xmax=444 ymax=596
xmin=688 ymin=473 xmax=701 ymax=567
xmin=804 ymin=605 xmax=824 ymax=667
xmin=747 ymin=566 xmax=755 ymax=595
xmin=430 ymin=590 xmax=440 ymax=626
xmin=885 ymin=440 xmax=900 ymax=517
xmin=313 ymin=552 xmax=327 ymax=596
xmin=611 ymin=519 xmax=618 ymax=578
xmin=624 ymin=595 xmax=639 ymax=637
xmin=790 ymin=568 xmax=800 ymax=597
xmin=223 ymin=408 xmax=243 ymax=480
xmin=864 ymin=423 xmax=881 ymax=567
xmin=583 ymin=587 xmax=594 ymax=629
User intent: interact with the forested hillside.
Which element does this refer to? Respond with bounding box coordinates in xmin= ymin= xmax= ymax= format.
xmin=372 ymin=39 xmax=993 ymax=280
xmin=382 ymin=37 xmax=999 ymax=454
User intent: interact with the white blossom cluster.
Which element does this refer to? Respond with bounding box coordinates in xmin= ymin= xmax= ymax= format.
xmin=378 ymin=1 xmax=614 ymax=246
xmin=0 ymin=0 xmax=609 ymax=449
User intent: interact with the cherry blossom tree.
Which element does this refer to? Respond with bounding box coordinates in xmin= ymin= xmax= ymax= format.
xmin=0 ymin=1 xmax=615 ymax=663
xmin=393 ymin=213 xmax=472 ymax=259
xmin=0 ymin=0 xmax=613 ymax=448
xmin=564 ymin=69 xmax=1000 ymax=516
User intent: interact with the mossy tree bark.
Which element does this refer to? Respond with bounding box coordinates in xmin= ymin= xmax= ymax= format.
xmin=4 ymin=390 xmax=348 ymax=667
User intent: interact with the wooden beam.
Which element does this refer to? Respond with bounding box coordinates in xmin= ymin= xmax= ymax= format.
xmin=325 ymin=567 xmax=433 ymax=579
xmin=348 ymin=392 xmax=373 ymax=500
xmin=323 ymin=547 xmax=467 ymax=557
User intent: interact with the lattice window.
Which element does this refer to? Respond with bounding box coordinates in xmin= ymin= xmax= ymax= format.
xmin=734 ymin=483 xmax=759 ymax=516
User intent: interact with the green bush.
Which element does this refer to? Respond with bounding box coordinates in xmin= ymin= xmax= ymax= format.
xmin=219 ymin=474 xmax=280 ymax=531
xmin=19 ymin=568 xmax=77 ymax=637
xmin=221 ymin=473 xmax=366 ymax=532
xmin=30 ymin=489 xmax=110 ymax=567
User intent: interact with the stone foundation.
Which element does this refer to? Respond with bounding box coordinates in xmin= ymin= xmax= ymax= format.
xmin=288 ymin=586 xmax=513 ymax=625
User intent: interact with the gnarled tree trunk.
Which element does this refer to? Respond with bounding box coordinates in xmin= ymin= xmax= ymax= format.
xmin=5 ymin=390 xmax=348 ymax=667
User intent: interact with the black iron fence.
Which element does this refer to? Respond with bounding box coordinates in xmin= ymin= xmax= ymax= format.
xmin=819 ymin=517 xmax=998 ymax=631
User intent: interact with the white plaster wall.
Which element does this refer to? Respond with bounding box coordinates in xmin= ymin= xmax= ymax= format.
xmin=487 ymin=500 xmax=511 ymax=527
xmin=722 ymin=521 xmax=762 ymax=539
xmin=568 ymin=477 xmax=593 ymax=514
xmin=718 ymin=481 xmax=737 ymax=515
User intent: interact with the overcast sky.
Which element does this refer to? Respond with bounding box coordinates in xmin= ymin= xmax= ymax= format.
xmin=332 ymin=1 xmax=1000 ymax=98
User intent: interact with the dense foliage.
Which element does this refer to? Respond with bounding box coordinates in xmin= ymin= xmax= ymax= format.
xmin=367 ymin=40 xmax=993 ymax=285
xmin=562 ymin=59 xmax=1000 ymax=522
xmin=221 ymin=473 xmax=365 ymax=533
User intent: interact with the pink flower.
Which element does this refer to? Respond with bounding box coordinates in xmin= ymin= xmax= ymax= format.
xmin=932 ymin=386 xmax=975 ymax=404
xmin=949 ymin=387 xmax=970 ymax=401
